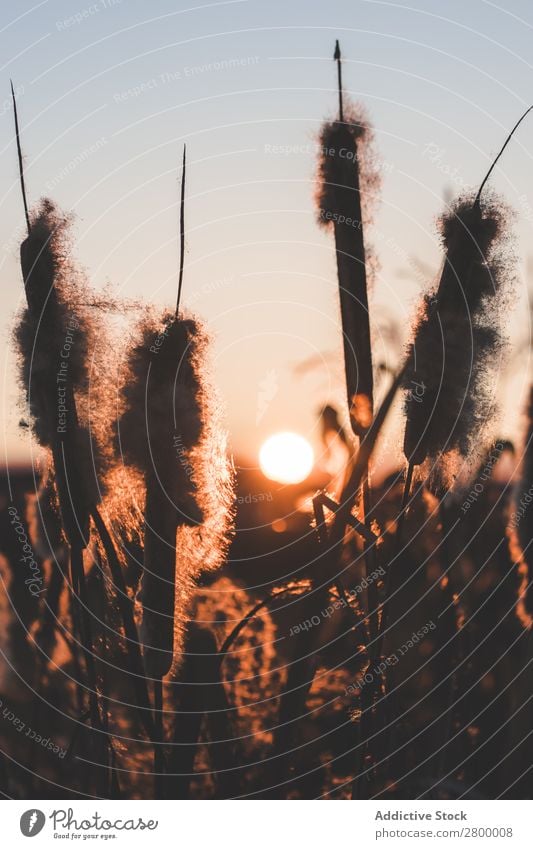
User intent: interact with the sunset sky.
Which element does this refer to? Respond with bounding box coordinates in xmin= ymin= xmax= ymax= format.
xmin=1 ymin=0 xmax=533 ymax=470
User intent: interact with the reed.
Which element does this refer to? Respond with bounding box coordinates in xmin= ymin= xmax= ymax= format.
xmin=371 ymin=113 xmax=530 ymax=797
xmin=316 ymin=42 xmax=378 ymax=436
xmin=402 ymin=106 xmax=531 ymax=502
xmin=15 ymin=200 xmax=101 ymax=547
xmin=117 ymin=147 xmax=233 ymax=683
xmin=118 ymin=310 xmax=207 ymax=678
xmin=314 ymin=45 xmax=389 ymax=795
xmin=113 ymin=148 xmax=234 ymax=794
xmin=403 ymin=194 xmax=511 ymax=480
xmin=10 ymin=88 xmax=155 ymax=779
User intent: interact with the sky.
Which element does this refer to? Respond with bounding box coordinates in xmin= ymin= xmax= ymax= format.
xmin=1 ymin=0 xmax=533 ymax=472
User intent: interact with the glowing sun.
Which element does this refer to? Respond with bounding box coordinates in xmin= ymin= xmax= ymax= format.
xmin=259 ymin=432 xmax=314 ymax=485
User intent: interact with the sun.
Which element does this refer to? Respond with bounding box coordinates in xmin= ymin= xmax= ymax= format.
xmin=259 ymin=432 xmax=314 ymax=485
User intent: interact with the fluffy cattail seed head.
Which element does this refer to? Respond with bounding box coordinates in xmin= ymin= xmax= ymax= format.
xmin=116 ymin=309 xmax=234 ymax=676
xmin=14 ymin=199 xmax=105 ymax=545
xmin=403 ymin=192 xmax=513 ymax=477
xmin=316 ymin=107 xmax=379 ymax=435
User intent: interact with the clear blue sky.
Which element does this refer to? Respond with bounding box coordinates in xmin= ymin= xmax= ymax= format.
xmin=1 ymin=0 xmax=533 ymax=468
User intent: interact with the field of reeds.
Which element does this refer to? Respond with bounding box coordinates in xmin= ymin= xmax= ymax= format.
xmin=0 ymin=41 xmax=532 ymax=801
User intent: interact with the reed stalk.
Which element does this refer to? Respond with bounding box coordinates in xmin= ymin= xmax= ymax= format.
xmin=116 ymin=147 xmax=234 ymax=795
xmin=318 ymin=41 xmax=375 ymax=437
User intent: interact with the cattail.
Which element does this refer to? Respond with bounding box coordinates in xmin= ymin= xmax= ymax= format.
xmin=402 ymin=105 xmax=532 ymax=489
xmin=10 ymin=88 xmax=174 ymax=762
xmin=403 ymin=192 xmax=512 ymax=480
xmin=316 ymin=43 xmax=379 ymax=437
xmin=15 ymin=199 xmax=102 ymax=547
xmin=117 ymin=309 xmax=233 ymax=678
xmin=13 ymin=198 xmax=114 ymax=756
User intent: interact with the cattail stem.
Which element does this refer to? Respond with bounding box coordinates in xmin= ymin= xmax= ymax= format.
xmin=139 ymin=477 xmax=178 ymax=678
xmin=354 ymin=475 xmax=382 ymax=798
xmin=166 ymin=624 xmax=240 ymax=800
xmin=176 ymin=144 xmax=186 ymax=317
xmin=318 ymin=61 xmax=374 ymax=435
xmin=218 ymin=585 xmax=307 ymax=660
xmin=313 ymin=492 xmax=329 ymax=549
xmin=313 ymin=492 xmax=359 ymax=607
xmin=10 ymin=81 xmax=30 ymax=235
xmin=333 ymin=371 xmax=404 ymax=796
xmin=318 ymin=491 xmax=377 ymax=543
xmin=69 ymin=544 xmax=110 ymax=795
xmin=327 ymin=368 xmax=404 ymax=575
xmin=69 ymin=546 xmax=100 ymax=728
xmin=374 ymin=460 xmax=415 ymax=663
xmin=90 ymin=507 xmax=156 ymax=742
xmin=434 ymin=501 xmax=461 ymax=783
xmin=153 ymin=677 xmax=165 ymax=799
xmin=362 ymin=476 xmax=379 ymax=643
xmin=397 ymin=460 xmax=414 ymax=548
xmin=92 ymin=550 xmax=122 ymax=798
xmin=475 ymin=104 xmax=533 ymax=207
xmin=334 ymin=202 xmax=374 ymax=437
xmin=372 ymin=460 xmax=418 ymax=787
xmin=334 ymin=40 xmax=344 ymax=123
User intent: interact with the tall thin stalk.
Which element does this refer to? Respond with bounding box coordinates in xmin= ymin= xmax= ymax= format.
xmin=317 ymin=41 xmax=374 ymax=437
xmin=90 ymin=506 xmax=156 ymax=742
xmin=176 ymin=144 xmax=186 ymax=317
xmin=334 ymin=40 xmax=344 ymax=123
xmin=10 ymin=80 xmax=30 ymax=235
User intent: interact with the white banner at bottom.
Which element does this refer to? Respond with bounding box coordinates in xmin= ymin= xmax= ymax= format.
xmin=3 ymin=799 xmax=532 ymax=847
